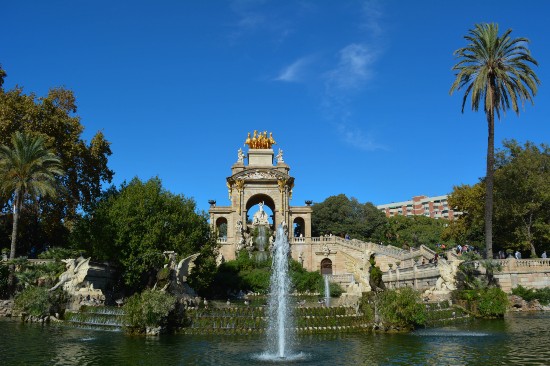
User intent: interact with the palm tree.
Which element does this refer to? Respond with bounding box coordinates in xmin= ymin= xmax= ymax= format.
xmin=450 ymin=23 xmax=539 ymax=259
xmin=0 ymin=132 xmax=64 ymax=260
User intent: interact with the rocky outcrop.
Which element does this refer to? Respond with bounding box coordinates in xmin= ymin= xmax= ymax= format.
xmin=508 ymin=295 xmax=550 ymax=312
xmin=0 ymin=300 xmax=13 ymax=317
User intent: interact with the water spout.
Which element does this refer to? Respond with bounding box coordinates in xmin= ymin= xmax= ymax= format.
xmin=265 ymin=224 xmax=294 ymax=358
xmin=324 ymin=275 xmax=330 ymax=307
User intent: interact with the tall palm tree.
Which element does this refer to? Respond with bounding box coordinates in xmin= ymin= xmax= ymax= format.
xmin=450 ymin=23 xmax=539 ymax=259
xmin=0 ymin=132 xmax=64 ymax=260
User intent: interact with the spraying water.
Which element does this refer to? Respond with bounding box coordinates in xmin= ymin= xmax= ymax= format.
xmin=324 ymin=275 xmax=330 ymax=307
xmin=265 ymin=224 xmax=294 ymax=359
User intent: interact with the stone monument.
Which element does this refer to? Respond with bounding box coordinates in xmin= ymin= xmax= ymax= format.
xmin=209 ymin=131 xmax=312 ymax=262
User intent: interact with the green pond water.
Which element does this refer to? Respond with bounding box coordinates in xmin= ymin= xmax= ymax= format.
xmin=1 ymin=312 xmax=550 ymax=365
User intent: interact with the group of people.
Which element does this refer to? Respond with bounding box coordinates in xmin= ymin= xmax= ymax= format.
xmin=496 ymin=249 xmax=548 ymax=259
xmin=455 ymin=244 xmax=478 ymax=255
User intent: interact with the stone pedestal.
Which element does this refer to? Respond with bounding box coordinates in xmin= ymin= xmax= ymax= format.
xmin=248 ymin=149 xmax=273 ymax=166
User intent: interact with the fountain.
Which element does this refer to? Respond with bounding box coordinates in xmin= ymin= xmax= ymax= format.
xmin=261 ymin=224 xmax=297 ymax=360
xmin=324 ymin=275 xmax=330 ymax=307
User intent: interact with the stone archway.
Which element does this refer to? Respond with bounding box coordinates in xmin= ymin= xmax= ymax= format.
xmin=320 ymin=258 xmax=333 ymax=275
xmin=245 ymin=194 xmax=276 ymax=228
xmin=215 ymin=217 xmax=228 ymax=239
xmin=293 ymin=217 xmax=305 ymax=238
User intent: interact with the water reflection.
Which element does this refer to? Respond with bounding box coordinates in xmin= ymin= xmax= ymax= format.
xmin=1 ymin=313 xmax=550 ymax=365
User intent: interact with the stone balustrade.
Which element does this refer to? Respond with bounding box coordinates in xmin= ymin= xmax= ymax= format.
xmin=383 ymin=263 xmax=440 ymax=290
xmin=326 ymin=273 xmax=354 ymax=284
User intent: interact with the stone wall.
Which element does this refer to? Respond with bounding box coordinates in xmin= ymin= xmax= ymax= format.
xmin=477 ymin=258 xmax=550 ymax=293
xmin=382 ymin=263 xmax=441 ymax=291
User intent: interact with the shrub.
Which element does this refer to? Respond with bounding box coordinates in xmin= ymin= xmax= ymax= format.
xmin=123 ymin=289 xmax=176 ymax=331
xmin=15 ymin=261 xmax=65 ymax=290
xmin=512 ymin=285 xmax=550 ymax=305
xmin=454 ymin=288 xmax=508 ymax=318
xmin=38 ymin=248 xmax=85 ymax=260
xmin=477 ymin=288 xmax=508 ymax=317
xmin=0 ymin=265 xmax=9 ymax=299
xmin=14 ymin=286 xmax=51 ymax=317
xmin=242 ymin=268 xmax=270 ymax=292
xmin=377 ymin=287 xmax=426 ymax=328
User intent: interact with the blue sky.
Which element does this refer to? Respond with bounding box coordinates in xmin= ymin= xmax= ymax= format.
xmin=2 ymin=1 xmax=549 ymax=214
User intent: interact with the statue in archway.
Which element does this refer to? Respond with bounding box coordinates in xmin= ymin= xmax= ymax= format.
xmin=252 ymin=201 xmax=269 ymax=226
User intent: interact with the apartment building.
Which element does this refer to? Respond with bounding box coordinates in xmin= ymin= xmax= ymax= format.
xmin=377 ymin=195 xmax=457 ymax=220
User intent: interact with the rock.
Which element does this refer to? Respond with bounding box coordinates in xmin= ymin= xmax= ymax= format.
xmin=145 ymin=326 xmax=162 ymax=336
xmin=509 ymin=295 xmax=526 ymax=309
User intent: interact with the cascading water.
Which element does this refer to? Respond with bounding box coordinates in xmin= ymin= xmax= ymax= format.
xmin=264 ymin=224 xmax=294 ymax=359
xmin=257 ymin=226 xmax=267 ymax=251
xmin=324 ymin=275 xmax=330 ymax=307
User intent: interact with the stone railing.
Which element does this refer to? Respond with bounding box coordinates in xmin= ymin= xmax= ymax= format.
xmin=383 ymin=262 xmax=440 ymax=290
xmin=464 ymin=258 xmax=550 ymax=293
xmin=217 ymin=237 xmax=228 ymax=243
xmin=27 ymin=259 xmax=56 ymax=265
xmin=366 ymin=242 xmax=406 ymax=258
xmin=474 ymin=258 xmax=550 ymax=271
xmin=326 ymin=273 xmax=354 ymax=284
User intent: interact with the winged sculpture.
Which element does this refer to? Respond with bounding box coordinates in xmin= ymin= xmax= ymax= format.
xmin=49 ymin=257 xmax=91 ymax=292
xmin=176 ymin=253 xmax=200 ymax=285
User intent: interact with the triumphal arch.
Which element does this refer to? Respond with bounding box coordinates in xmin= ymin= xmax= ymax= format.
xmin=209 ymin=131 xmax=312 ymax=263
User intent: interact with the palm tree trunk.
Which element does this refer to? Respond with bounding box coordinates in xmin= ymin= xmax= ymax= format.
xmin=9 ymin=191 xmax=21 ymax=260
xmin=485 ymin=108 xmax=494 ymax=260
xmin=8 ymin=191 xmax=21 ymax=294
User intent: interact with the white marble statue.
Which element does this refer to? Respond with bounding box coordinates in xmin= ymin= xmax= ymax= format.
xmin=237 ymin=148 xmax=244 ymax=163
xmin=276 ymin=148 xmax=284 ymax=163
xmin=252 ymin=202 xmax=269 ymax=226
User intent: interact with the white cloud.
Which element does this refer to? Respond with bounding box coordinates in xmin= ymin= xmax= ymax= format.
xmin=325 ymin=43 xmax=377 ymax=91
xmin=337 ymin=123 xmax=387 ymax=151
xmin=361 ymin=0 xmax=383 ymax=38
xmin=275 ymin=57 xmax=312 ymax=82
xmin=228 ymin=0 xmax=292 ymax=43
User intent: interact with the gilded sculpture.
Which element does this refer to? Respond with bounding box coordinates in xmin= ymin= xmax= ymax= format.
xmin=244 ymin=130 xmax=276 ymax=149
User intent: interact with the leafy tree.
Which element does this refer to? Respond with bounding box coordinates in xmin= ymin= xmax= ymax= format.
xmin=442 ymin=183 xmax=485 ymax=249
xmin=0 ymin=132 xmax=64 ymax=260
xmin=450 ymin=23 xmax=540 ymax=259
xmin=445 ymin=141 xmax=550 ymax=257
xmin=384 ymin=215 xmax=452 ymax=250
xmin=0 ymin=65 xmax=6 ymax=89
xmin=312 ymin=194 xmax=387 ymax=241
xmin=493 ymin=140 xmax=550 ymax=257
xmin=72 ymin=177 xmax=217 ymax=292
xmin=0 ymin=74 xmax=113 ymax=251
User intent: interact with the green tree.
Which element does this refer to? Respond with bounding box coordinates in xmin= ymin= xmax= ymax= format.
xmin=0 ymin=65 xmax=6 ymax=89
xmin=0 ymin=74 xmax=113 ymax=251
xmin=312 ymin=194 xmax=387 ymax=241
xmin=442 ymin=183 xmax=485 ymax=248
xmin=0 ymin=132 xmax=64 ymax=260
xmin=444 ymin=141 xmax=550 ymax=257
xmin=450 ymin=23 xmax=540 ymax=259
xmin=493 ymin=140 xmax=550 ymax=257
xmin=384 ymin=215 xmax=451 ymax=250
xmin=73 ymin=177 xmax=217 ymax=291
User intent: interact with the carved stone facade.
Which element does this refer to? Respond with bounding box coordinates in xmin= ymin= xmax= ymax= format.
xmin=209 ymin=134 xmax=312 ymax=262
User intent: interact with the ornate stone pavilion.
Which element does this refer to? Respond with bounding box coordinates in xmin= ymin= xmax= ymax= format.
xmin=209 ymin=131 xmax=312 ymax=264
